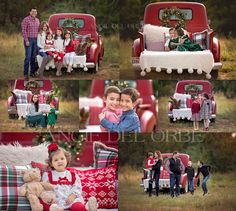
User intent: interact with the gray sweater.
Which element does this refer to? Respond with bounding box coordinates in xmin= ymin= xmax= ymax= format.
xmin=27 ymin=103 xmax=43 ymax=117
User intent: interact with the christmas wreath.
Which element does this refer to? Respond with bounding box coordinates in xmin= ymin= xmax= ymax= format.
xmin=62 ymin=18 xmax=80 ymax=39
xmin=185 ymin=84 xmax=200 ymax=94
xmin=25 ymin=81 xmax=40 ymax=94
xmin=161 ymin=8 xmax=186 ymax=28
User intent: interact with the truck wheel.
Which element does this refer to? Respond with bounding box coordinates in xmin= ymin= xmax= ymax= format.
xmin=211 ymin=69 xmax=219 ymax=79
xmin=211 ymin=118 xmax=216 ymax=123
xmin=181 ymin=184 xmax=188 ymax=194
xmin=169 ymin=117 xmax=174 ymax=123
xmin=8 ymin=114 xmax=17 ymax=119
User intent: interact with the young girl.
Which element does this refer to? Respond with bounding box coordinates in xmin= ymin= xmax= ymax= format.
xmin=175 ymin=28 xmax=203 ymax=51
xmin=47 ymin=101 xmax=57 ymax=129
xmin=37 ymin=21 xmax=51 ymax=58
xmin=42 ymin=143 xmax=97 ymax=211
xmin=63 ymin=31 xmax=76 ymax=73
xmin=191 ymin=96 xmax=201 ymax=131
xmin=200 ymin=93 xmax=212 ymax=131
xmin=54 ymin=27 xmax=65 ymax=76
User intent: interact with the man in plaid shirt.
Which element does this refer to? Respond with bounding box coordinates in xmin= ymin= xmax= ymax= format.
xmin=21 ymin=7 xmax=40 ymax=80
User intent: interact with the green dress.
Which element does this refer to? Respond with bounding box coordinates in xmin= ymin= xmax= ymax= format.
xmin=47 ymin=108 xmax=57 ymax=126
xmin=169 ymin=35 xmax=203 ymax=51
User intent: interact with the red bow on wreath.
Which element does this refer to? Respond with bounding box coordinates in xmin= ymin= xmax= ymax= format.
xmin=48 ymin=143 xmax=59 ymax=153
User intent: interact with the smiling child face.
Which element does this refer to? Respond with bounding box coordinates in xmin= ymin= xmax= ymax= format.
xmin=51 ymin=150 xmax=67 ymax=172
xmin=104 ymin=92 xmax=120 ymax=111
xmin=120 ymin=94 xmax=135 ymax=112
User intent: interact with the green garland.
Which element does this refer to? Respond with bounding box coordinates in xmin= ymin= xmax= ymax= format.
xmin=33 ymin=133 xmax=85 ymax=159
xmin=161 ymin=8 xmax=187 ymax=28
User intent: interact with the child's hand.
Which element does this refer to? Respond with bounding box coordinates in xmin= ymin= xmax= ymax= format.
xmin=99 ymin=112 xmax=105 ymax=121
xmin=65 ymin=194 xmax=76 ymax=205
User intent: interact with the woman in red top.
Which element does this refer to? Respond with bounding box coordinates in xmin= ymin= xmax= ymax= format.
xmin=191 ymin=96 xmax=201 ymax=130
xmin=63 ymin=31 xmax=76 ymax=73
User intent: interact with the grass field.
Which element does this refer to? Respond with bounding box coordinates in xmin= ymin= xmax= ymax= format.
xmin=120 ymin=38 xmax=236 ymax=80
xmin=0 ymin=32 xmax=119 ymax=80
xmin=119 ymin=166 xmax=236 ymax=211
xmin=0 ymin=100 xmax=79 ymax=132
xmin=158 ymin=93 xmax=236 ymax=132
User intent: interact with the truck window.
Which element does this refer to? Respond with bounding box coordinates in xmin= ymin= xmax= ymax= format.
xmin=58 ymin=18 xmax=85 ymax=29
xmin=184 ymin=84 xmax=203 ymax=92
xmin=159 ymin=9 xmax=193 ymax=21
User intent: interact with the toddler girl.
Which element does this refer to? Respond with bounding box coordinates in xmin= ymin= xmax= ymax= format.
xmin=47 ymin=101 xmax=57 ymax=129
xmin=42 ymin=144 xmax=97 ymax=211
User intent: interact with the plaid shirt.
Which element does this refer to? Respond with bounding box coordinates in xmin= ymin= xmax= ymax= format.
xmin=21 ymin=15 xmax=40 ymax=42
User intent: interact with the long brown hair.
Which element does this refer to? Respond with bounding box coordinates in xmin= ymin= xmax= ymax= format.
xmin=31 ymin=94 xmax=39 ymax=112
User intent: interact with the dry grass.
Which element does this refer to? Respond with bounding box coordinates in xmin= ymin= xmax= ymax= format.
xmin=0 ymin=100 xmax=79 ymax=132
xmin=158 ymin=93 xmax=236 ymax=132
xmin=119 ymin=166 xmax=236 ymax=211
xmin=0 ymin=32 xmax=119 ymax=80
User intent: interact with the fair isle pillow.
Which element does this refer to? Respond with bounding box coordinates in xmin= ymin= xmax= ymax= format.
xmin=93 ymin=141 xmax=118 ymax=169
xmin=68 ymin=165 xmax=118 ymax=209
xmin=0 ymin=164 xmax=32 ymax=211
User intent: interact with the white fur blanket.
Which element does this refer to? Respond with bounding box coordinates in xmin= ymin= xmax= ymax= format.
xmin=0 ymin=142 xmax=48 ymax=165
xmin=139 ymin=50 xmax=214 ymax=79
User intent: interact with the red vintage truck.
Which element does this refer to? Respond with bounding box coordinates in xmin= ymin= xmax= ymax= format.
xmin=80 ymin=80 xmax=158 ymax=132
xmin=141 ymin=153 xmax=199 ymax=194
xmin=168 ymin=80 xmax=216 ymax=122
xmin=46 ymin=13 xmax=104 ymax=73
xmin=7 ymin=80 xmax=59 ymax=119
xmin=132 ymin=2 xmax=222 ymax=78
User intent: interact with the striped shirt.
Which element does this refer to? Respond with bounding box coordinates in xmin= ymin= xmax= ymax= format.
xmin=21 ymin=15 xmax=40 ymax=42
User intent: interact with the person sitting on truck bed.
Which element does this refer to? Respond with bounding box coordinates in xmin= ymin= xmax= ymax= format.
xmin=169 ymin=27 xmax=203 ymax=51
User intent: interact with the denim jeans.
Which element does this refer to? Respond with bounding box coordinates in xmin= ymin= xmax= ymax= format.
xmin=154 ymin=173 xmax=160 ymax=195
xmin=24 ymin=38 xmax=37 ymax=76
xmin=38 ymin=50 xmax=48 ymax=58
xmin=188 ymin=178 xmax=194 ymax=192
xmin=170 ymin=173 xmax=181 ymax=196
xmin=26 ymin=114 xmax=46 ymax=128
xmin=202 ymin=175 xmax=209 ymax=193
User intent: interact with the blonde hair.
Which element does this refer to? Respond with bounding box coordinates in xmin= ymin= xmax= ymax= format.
xmin=46 ymin=147 xmax=71 ymax=170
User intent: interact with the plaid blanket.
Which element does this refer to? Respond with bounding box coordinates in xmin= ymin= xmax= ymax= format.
xmin=0 ymin=165 xmax=31 ymax=211
xmin=15 ymin=94 xmax=28 ymax=104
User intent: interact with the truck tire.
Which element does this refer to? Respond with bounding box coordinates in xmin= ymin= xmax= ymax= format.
xmin=8 ymin=114 xmax=17 ymax=119
xmin=89 ymin=56 xmax=99 ymax=74
xmin=169 ymin=117 xmax=174 ymax=123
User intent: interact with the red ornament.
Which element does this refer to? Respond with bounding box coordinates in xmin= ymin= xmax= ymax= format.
xmin=48 ymin=143 xmax=58 ymax=153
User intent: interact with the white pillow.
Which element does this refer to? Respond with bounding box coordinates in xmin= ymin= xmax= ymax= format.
xmin=143 ymin=24 xmax=169 ymax=43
